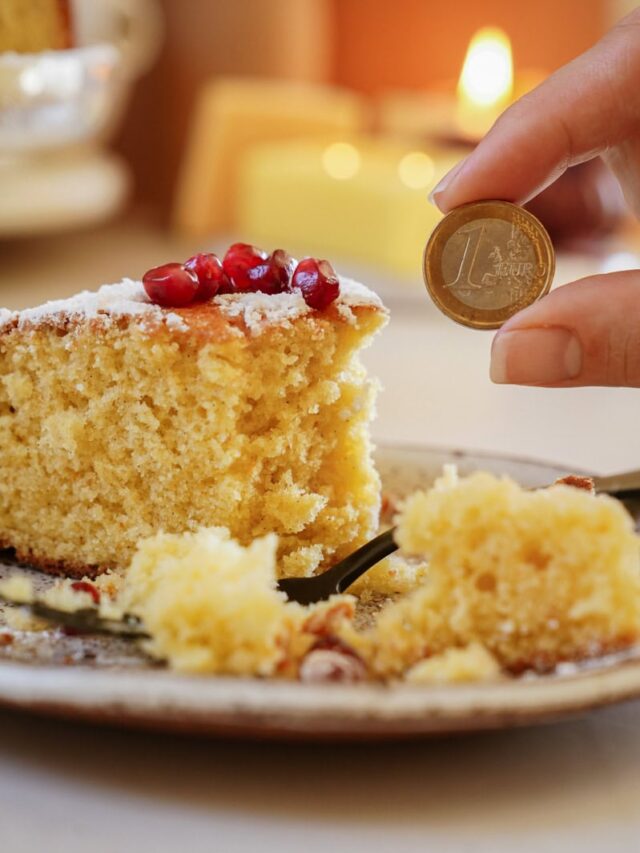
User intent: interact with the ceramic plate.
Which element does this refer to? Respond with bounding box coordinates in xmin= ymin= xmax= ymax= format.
xmin=2 ymin=444 xmax=640 ymax=741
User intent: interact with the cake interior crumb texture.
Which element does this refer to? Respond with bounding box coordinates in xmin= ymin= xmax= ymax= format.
xmin=0 ymin=279 xmax=387 ymax=577
xmin=0 ymin=0 xmax=72 ymax=53
xmin=121 ymin=527 xmax=304 ymax=676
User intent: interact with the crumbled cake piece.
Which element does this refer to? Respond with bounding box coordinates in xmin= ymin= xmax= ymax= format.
xmin=0 ymin=0 xmax=72 ymax=53
xmin=368 ymin=470 xmax=640 ymax=676
xmin=404 ymin=644 xmax=501 ymax=684
xmin=117 ymin=527 xmax=356 ymax=676
xmin=120 ymin=527 xmax=305 ymax=675
xmin=349 ymin=552 xmax=428 ymax=600
xmin=0 ymin=277 xmax=387 ymax=577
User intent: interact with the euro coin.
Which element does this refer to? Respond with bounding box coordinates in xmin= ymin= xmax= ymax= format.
xmin=423 ymin=200 xmax=555 ymax=330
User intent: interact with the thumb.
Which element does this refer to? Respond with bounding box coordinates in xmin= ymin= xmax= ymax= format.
xmin=490 ymin=271 xmax=640 ymax=387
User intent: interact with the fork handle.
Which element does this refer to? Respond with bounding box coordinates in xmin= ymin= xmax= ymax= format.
xmin=592 ymin=469 xmax=640 ymax=495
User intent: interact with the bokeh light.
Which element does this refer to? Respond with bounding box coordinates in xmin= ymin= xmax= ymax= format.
xmin=397 ymin=151 xmax=435 ymax=190
xmin=322 ymin=142 xmax=361 ymax=180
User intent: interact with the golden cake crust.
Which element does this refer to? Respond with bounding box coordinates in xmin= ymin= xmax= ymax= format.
xmin=0 ymin=300 xmax=383 ymax=347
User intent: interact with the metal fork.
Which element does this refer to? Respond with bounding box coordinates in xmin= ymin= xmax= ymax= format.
xmin=2 ymin=468 xmax=640 ymax=634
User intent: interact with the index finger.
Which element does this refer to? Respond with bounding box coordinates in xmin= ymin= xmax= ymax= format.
xmin=432 ymin=10 xmax=640 ymax=213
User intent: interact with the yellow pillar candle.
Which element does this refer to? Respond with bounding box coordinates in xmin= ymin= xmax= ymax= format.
xmin=236 ymin=138 xmax=465 ymax=278
xmin=173 ymin=78 xmax=367 ymax=238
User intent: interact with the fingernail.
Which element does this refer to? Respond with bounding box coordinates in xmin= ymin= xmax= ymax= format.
xmin=428 ymin=158 xmax=467 ymax=208
xmin=490 ymin=329 xmax=582 ymax=385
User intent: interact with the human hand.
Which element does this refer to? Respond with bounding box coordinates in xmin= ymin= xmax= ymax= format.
xmin=431 ymin=9 xmax=640 ymax=387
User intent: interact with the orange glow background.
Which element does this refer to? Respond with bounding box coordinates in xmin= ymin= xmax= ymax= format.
xmin=117 ymin=0 xmax=610 ymax=210
xmin=330 ymin=0 xmax=605 ymax=92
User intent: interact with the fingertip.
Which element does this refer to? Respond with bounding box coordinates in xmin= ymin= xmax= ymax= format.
xmin=489 ymin=328 xmax=582 ymax=386
xmin=428 ymin=158 xmax=468 ymax=212
xmin=490 ymin=271 xmax=640 ymax=387
xmin=489 ymin=333 xmax=509 ymax=384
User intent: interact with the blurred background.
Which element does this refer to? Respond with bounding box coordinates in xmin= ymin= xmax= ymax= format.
xmin=1 ymin=0 xmax=640 ymax=472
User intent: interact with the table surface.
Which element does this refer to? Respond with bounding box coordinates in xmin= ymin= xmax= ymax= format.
xmin=1 ymin=216 xmax=640 ymax=853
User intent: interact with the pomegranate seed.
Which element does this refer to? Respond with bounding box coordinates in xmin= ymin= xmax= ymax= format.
xmin=216 ymin=275 xmax=236 ymax=294
xmin=184 ymin=252 xmax=231 ymax=300
xmin=268 ymin=249 xmax=295 ymax=290
xmin=244 ymin=260 xmax=276 ymax=293
xmin=71 ymin=581 xmax=100 ymax=606
xmin=222 ymin=243 xmax=267 ymax=291
xmin=242 ymin=249 xmax=296 ymax=294
xmin=143 ymin=263 xmax=199 ymax=307
xmin=290 ymin=258 xmax=340 ymax=310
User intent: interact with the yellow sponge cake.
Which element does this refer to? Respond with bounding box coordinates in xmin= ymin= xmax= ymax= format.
xmin=0 ymin=266 xmax=387 ymax=577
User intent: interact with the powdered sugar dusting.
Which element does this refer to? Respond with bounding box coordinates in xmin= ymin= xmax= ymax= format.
xmin=164 ymin=313 xmax=189 ymax=331
xmin=338 ymin=276 xmax=385 ymax=308
xmin=0 ymin=275 xmax=384 ymax=336
xmin=0 ymin=278 xmax=187 ymax=333
xmin=217 ymin=276 xmax=384 ymax=334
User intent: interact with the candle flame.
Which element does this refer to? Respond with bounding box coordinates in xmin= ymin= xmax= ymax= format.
xmin=456 ymin=27 xmax=513 ymax=138
xmin=458 ymin=27 xmax=513 ymax=106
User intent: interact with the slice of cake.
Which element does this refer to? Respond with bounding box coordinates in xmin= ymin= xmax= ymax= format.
xmin=0 ymin=0 xmax=72 ymax=53
xmin=0 ymin=248 xmax=387 ymax=578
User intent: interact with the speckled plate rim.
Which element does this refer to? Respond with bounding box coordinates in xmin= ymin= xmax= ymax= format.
xmin=1 ymin=443 xmax=638 ymax=741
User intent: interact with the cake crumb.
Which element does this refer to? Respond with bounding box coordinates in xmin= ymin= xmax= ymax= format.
xmin=405 ymin=644 xmax=501 ymax=684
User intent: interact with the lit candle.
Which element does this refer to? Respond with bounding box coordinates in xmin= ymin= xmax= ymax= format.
xmin=455 ymin=27 xmax=514 ymax=141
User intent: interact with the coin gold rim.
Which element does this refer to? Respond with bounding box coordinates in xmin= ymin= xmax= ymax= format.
xmin=423 ymin=200 xmax=555 ymax=330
